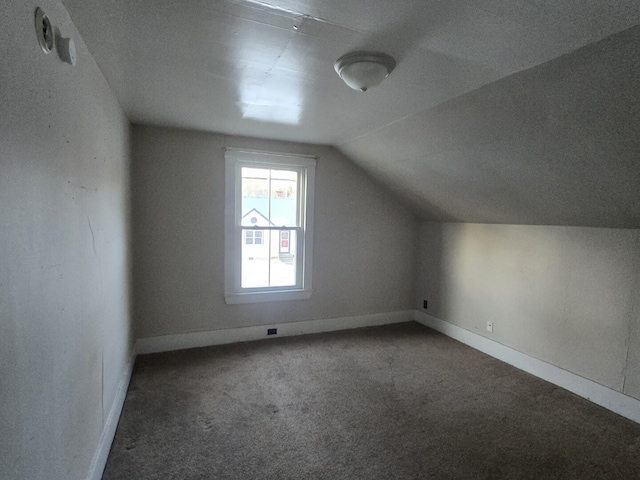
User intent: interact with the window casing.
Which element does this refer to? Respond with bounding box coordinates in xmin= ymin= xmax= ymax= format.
xmin=224 ymin=149 xmax=315 ymax=304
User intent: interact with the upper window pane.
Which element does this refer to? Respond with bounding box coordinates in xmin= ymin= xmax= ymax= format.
xmin=241 ymin=167 xmax=298 ymax=228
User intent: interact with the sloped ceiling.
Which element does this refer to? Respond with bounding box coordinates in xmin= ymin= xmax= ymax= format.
xmin=62 ymin=0 xmax=640 ymax=227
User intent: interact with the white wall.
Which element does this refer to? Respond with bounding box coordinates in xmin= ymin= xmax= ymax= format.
xmin=132 ymin=125 xmax=417 ymax=338
xmin=0 ymin=1 xmax=132 ymax=478
xmin=416 ymin=223 xmax=640 ymax=400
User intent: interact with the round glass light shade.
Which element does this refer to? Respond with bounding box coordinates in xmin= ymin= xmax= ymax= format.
xmin=334 ymin=52 xmax=396 ymax=92
xmin=339 ymin=62 xmax=390 ymax=91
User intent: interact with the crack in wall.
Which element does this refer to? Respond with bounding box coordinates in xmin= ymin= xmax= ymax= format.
xmin=101 ymin=350 xmax=105 ymax=425
xmin=87 ymin=216 xmax=103 ymax=290
xmin=88 ymin=215 xmax=107 ymax=428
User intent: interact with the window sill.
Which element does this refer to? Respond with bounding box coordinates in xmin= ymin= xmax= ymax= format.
xmin=224 ymin=289 xmax=312 ymax=305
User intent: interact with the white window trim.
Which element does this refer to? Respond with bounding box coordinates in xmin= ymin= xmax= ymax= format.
xmin=224 ymin=148 xmax=316 ymax=304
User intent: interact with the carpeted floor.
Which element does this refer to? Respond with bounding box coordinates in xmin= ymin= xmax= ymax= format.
xmin=103 ymin=322 xmax=640 ymax=479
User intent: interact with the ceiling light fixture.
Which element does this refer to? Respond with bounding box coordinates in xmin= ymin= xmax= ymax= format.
xmin=334 ymin=51 xmax=396 ymax=92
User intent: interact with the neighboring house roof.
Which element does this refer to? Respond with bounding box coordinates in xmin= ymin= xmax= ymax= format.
xmin=241 ymin=208 xmax=274 ymax=227
xmin=242 ymin=197 xmax=296 ymax=226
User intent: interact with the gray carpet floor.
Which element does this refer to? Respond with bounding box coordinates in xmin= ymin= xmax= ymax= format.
xmin=103 ymin=322 xmax=640 ymax=479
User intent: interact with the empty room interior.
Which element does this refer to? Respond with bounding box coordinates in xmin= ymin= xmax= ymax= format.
xmin=2 ymin=0 xmax=640 ymax=479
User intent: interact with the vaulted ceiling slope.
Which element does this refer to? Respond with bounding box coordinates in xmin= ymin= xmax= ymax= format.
xmin=63 ymin=0 xmax=640 ymax=227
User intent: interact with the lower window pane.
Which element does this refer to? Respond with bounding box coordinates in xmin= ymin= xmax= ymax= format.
xmin=270 ymin=230 xmax=296 ymax=287
xmin=241 ymin=230 xmax=297 ymax=288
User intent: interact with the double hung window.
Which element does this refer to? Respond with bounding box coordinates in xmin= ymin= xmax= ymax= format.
xmin=224 ymin=149 xmax=315 ymax=304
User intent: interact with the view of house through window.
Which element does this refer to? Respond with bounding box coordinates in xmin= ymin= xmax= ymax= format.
xmin=240 ymin=167 xmax=299 ymax=288
xmin=225 ymin=149 xmax=315 ymax=304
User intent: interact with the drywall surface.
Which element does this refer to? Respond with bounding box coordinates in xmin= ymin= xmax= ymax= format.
xmin=416 ymin=223 xmax=640 ymax=400
xmin=340 ymin=25 xmax=640 ymax=228
xmin=0 ymin=1 xmax=131 ymax=479
xmin=132 ymin=125 xmax=416 ymax=337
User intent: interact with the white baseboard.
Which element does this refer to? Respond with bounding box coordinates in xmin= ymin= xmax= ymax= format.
xmin=136 ymin=310 xmax=414 ymax=355
xmin=414 ymin=310 xmax=640 ymax=425
xmin=87 ymin=349 xmax=136 ymax=480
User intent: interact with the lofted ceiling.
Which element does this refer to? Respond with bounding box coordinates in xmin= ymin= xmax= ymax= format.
xmin=63 ymin=0 xmax=640 ymax=227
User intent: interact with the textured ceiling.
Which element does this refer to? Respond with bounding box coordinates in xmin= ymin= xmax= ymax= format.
xmin=63 ymin=0 xmax=640 ymax=227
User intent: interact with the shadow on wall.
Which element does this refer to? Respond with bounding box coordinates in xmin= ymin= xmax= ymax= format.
xmin=419 ymin=222 xmax=640 ymax=400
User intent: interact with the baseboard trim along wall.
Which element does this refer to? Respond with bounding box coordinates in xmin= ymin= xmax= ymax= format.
xmin=136 ymin=310 xmax=414 ymax=355
xmin=414 ymin=310 xmax=640 ymax=425
xmin=87 ymin=349 xmax=136 ymax=480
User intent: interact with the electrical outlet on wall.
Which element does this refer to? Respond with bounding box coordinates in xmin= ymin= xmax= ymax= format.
xmin=486 ymin=321 xmax=494 ymax=333
xmin=423 ymin=300 xmax=428 ymax=309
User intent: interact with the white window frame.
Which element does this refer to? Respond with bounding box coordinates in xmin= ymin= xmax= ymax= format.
xmin=224 ymin=148 xmax=316 ymax=304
